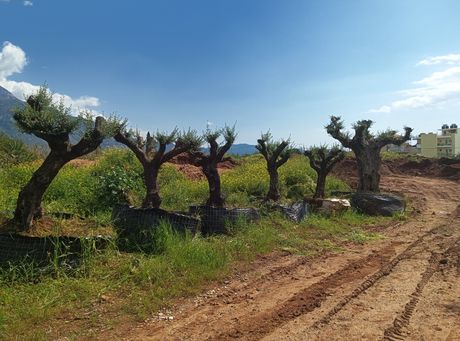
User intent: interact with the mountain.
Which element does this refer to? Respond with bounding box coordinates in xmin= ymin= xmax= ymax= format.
xmin=0 ymin=86 xmax=24 ymax=137
xmin=226 ymin=143 xmax=257 ymax=156
xmin=200 ymin=143 xmax=257 ymax=156
xmin=0 ymin=86 xmax=43 ymax=145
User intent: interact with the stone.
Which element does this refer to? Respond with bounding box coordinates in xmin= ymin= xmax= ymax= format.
xmin=271 ymin=201 xmax=310 ymax=223
xmin=351 ymin=192 xmax=405 ymax=216
xmin=315 ymin=198 xmax=351 ymax=216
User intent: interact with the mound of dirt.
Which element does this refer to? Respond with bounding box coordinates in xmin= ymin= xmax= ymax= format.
xmin=168 ymin=153 xmax=238 ymax=180
xmin=390 ymin=157 xmax=460 ymax=180
xmin=332 ymin=156 xmax=460 ymax=187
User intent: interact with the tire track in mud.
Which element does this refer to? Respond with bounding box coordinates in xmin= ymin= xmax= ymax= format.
xmin=312 ymin=223 xmax=456 ymax=329
xmin=220 ymin=245 xmax=398 ymax=340
xmin=221 ymin=220 xmax=458 ymax=340
xmin=383 ymin=237 xmax=460 ymax=341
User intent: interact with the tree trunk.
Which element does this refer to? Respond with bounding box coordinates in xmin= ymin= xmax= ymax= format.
xmin=355 ymin=147 xmax=382 ymax=192
xmin=266 ymin=167 xmax=281 ymax=201
xmin=13 ymin=152 xmax=68 ymax=230
xmin=314 ymin=173 xmax=327 ymax=198
xmin=142 ymin=165 xmax=161 ymax=208
xmin=204 ymin=164 xmax=224 ymax=207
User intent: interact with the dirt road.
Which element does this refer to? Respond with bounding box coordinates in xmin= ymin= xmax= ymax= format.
xmin=121 ymin=175 xmax=460 ymax=341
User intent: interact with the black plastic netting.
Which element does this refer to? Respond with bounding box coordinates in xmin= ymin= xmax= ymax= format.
xmin=189 ymin=206 xmax=260 ymax=235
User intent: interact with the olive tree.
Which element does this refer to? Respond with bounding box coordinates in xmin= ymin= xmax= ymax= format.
xmin=326 ymin=116 xmax=412 ymax=192
xmin=304 ymin=145 xmax=345 ymax=198
xmin=115 ymin=128 xmax=202 ymax=208
xmin=191 ymin=125 xmax=237 ymax=207
xmin=12 ymin=86 xmax=121 ymax=230
xmin=256 ymin=131 xmax=291 ymax=201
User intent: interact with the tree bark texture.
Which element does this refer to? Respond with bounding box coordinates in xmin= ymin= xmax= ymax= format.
xmin=354 ymin=147 xmax=382 ymax=192
xmin=314 ymin=173 xmax=327 ymax=199
xmin=203 ymin=163 xmax=224 ymax=207
xmin=13 ymin=152 xmax=69 ymax=230
xmin=266 ymin=167 xmax=281 ymax=201
xmin=142 ymin=165 xmax=161 ymax=208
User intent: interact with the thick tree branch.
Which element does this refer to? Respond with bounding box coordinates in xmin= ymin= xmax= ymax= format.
xmin=161 ymin=143 xmax=188 ymax=163
xmin=270 ymin=140 xmax=289 ymax=164
xmin=326 ymin=116 xmax=353 ymax=148
xmin=114 ymin=131 xmax=147 ymax=163
xmin=256 ymin=139 xmax=269 ymax=161
xmin=276 ymin=151 xmax=290 ymax=168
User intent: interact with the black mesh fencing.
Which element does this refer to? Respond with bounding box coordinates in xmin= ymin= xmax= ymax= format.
xmin=189 ymin=206 xmax=260 ymax=235
xmin=112 ymin=204 xmax=201 ymax=251
xmin=112 ymin=204 xmax=200 ymax=233
xmin=0 ymin=234 xmax=112 ymax=266
xmin=112 ymin=204 xmax=260 ymax=240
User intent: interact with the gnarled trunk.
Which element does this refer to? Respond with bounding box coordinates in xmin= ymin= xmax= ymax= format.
xmin=314 ymin=173 xmax=327 ymax=198
xmin=355 ymin=147 xmax=382 ymax=192
xmin=203 ymin=163 xmax=223 ymax=207
xmin=13 ymin=152 xmax=68 ymax=230
xmin=266 ymin=167 xmax=281 ymax=201
xmin=142 ymin=165 xmax=161 ymax=208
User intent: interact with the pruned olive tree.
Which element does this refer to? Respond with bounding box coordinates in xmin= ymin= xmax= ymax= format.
xmin=256 ymin=131 xmax=291 ymax=201
xmin=191 ymin=125 xmax=237 ymax=207
xmin=12 ymin=86 xmax=121 ymax=230
xmin=304 ymin=145 xmax=345 ymax=198
xmin=326 ymin=116 xmax=412 ymax=192
xmin=115 ymin=128 xmax=202 ymax=208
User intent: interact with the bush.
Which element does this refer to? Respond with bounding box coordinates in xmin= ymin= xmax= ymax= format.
xmin=0 ymin=133 xmax=39 ymax=168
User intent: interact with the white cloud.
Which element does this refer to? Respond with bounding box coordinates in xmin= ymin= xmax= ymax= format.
xmin=23 ymin=0 xmax=33 ymax=6
xmin=369 ymin=54 xmax=460 ymax=113
xmin=0 ymin=41 xmax=27 ymax=79
xmin=417 ymin=54 xmax=460 ymax=66
xmin=0 ymin=41 xmax=100 ymax=114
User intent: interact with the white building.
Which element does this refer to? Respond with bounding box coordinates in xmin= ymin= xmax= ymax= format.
xmin=417 ymin=124 xmax=460 ymax=158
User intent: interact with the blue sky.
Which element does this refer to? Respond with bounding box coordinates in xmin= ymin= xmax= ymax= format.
xmin=1 ymin=0 xmax=460 ymax=145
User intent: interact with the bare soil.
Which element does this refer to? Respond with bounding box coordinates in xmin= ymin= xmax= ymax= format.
xmin=168 ymin=153 xmax=238 ymax=180
xmin=106 ymin=161 xmax=460 ymax=340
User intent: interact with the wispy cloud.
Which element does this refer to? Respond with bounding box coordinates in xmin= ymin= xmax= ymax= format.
xmin=369 ymin=53 xmax=460 ymax=113
xmin=0 ymin=41 xmax=100 ymax=113
xmin=417 ymin=54 xmax=460 ymax=66
xmin=23 ymin=0 xmax=33 ymax=6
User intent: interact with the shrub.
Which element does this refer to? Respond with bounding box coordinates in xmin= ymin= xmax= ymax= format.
xmin=0 ymin=133 xmax=38 ymax=168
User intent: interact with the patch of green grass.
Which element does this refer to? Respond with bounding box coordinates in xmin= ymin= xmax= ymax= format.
xmin=0 ymin=210 xmax=390 ymax=339
xmin=302 ymin=210 xmax=387 ymax=245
